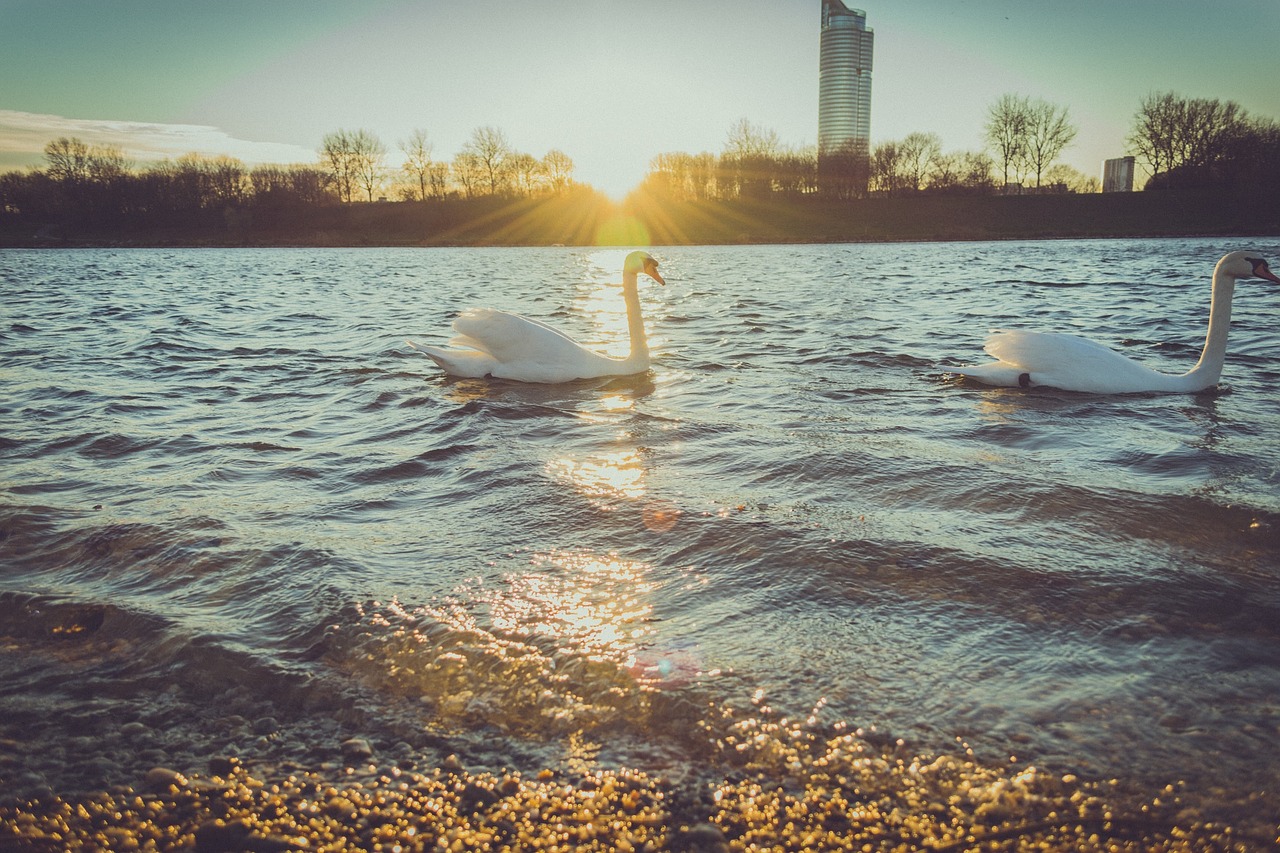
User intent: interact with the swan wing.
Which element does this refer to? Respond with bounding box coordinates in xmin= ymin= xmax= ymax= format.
xmin=450 ymin=308 xmax=623 ymax=383
xmin=984 ymin=330 xmax=1119 ymax=372
xmin=452 ymin=309 xmax=581 ymax=361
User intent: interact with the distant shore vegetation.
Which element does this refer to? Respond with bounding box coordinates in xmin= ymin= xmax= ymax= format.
xmin=2 ymin=91 xmax=1276 ymax=247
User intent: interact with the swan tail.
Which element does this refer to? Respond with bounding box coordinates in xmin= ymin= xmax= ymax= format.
xmin=406 ymin=340 xmax=496 ymax=379
xmin=950 ymin=362 xmax=1031 ymax=388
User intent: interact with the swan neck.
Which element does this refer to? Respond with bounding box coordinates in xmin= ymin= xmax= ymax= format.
xmin=1183 ymin=266 xmax=1234 ymax=387
xmin=622 ymin=270 xmax=649 ymax=366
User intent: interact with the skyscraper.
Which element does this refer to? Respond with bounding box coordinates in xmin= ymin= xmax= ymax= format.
xmin=818 ymin=1 xmax=873 ymax=193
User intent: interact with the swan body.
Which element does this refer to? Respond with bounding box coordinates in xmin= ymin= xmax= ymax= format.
xmin=951 ymin=251 xmax=1279 ymax=393
xmin=409 ymin=250 xmax=665 ymax=383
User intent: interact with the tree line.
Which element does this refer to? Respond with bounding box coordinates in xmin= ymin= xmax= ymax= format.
xmin=0 ymin=125 xmax=580 ymax=228
xmin=2 ymin=90 xmax=1276 ymax=232
xmin=644 ymin=91 xmax=1278 ymax=202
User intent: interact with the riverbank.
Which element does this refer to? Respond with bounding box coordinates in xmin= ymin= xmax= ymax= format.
xmin=3 ymin=722 xmax=1269 ymax=852
xmin=2 ymin=186 xmax=1277 ymax=248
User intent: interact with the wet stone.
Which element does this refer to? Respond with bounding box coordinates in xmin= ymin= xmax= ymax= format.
xmin=208 ymin=755 xmax=241 ymax=777
xmin=252 ymin=716 xmax=279 ymax=735
xmin=143 ymin=766 xmax=187 ymax=789
xmin=340 ymin=737 xmax=374 ymax=760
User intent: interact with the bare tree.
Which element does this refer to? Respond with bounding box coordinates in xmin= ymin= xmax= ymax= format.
xmin=1024 ymin=100 xmax=1077 ymax=188
xmin=44 ymin=137 xmax=93 ymax=183
xmin=1129 ymin=92 xmax=1273 ymax=189
xmin=957 ymin=151 xmax=997 ymax=192
xmin=86 ymin=145 xmax=131 ymax=183
xmin=899 ymin=132 xmax=942 ymax=192
xmin=1043 ymin=163 xmax=1098 ymax=193
xmin=320 ymin=130 xmax=357 ymax=203
xmin=723 ymin=118 xmax=782 ymax=197
xmin=452 ymin=152 xmax=484 ymax=198
xmin=869 ymin=140 xmax=903 ymax=194
xmin=427 ymin=162 xmax=449 ymax=198
xmin=1127 ymin=92 xmax=1179 ymax=178
xmin=462 ymin=126 xmax=512 ymax=195
xmin=645 ymin=151 xmax=719 ymax=200
xmin=349 ymin=129 xmax=386 ymax=202
xmin=985 ymin=93 xmax=1031 ymax=190
xmin=400 ymin=128 xmax=433 ymax=201
xmin=203 ymin=155 xmax=248 ymax=205
xmin=542 ymin=149 xmax=575 ymax=194
xmin=507 ymin=152 xmax=542 ymax=195
xmin=820 ymin=139 xmax=868 ymax=200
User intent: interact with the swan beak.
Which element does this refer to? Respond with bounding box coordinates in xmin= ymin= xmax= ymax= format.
xmin=1256 ymin=263 xmax=1280 ymax=285
xmin=644 ymin=260 xmax=666 ymax=286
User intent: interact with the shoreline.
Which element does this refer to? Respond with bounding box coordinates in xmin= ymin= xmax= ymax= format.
xmin=3 ymin=187 xmax=1278 ymax=249
xmin=4 ymin=727 xmax=1272 ymax=851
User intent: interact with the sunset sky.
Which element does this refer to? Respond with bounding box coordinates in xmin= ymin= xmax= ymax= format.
xmin=2 ymin=0 xmax=1278 ymax=198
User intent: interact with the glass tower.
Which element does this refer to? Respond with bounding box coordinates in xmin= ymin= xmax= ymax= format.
xmin=819 ymin=1 xmax=873 ymax=191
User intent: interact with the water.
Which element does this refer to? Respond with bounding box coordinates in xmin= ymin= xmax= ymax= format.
xmin=3 ymin=238 xmax=1279 ymax=832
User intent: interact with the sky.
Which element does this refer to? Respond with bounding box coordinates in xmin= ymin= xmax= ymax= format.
xmin=2 ymin=0 xmax=1278 ymax=199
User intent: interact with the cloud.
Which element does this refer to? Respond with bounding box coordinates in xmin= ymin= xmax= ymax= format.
xmin=0 ymin=110 xmax=319 ymax=170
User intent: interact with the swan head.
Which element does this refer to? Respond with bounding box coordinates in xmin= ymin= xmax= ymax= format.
xmin=1218 ymin=250 xmax=1280 ymax=284
xmin=624 ymin=250 xmax=666 ymax=286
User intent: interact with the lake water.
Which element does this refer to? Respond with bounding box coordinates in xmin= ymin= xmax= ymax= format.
xmin=2 ymin=238 xmax=1279 ymax=840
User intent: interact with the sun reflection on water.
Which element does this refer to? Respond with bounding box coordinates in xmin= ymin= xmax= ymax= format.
xmin=330 ymin=547 xmax=707 ymax=742
xmin=547 ymin=450 xmax=647 ymax=503
xmin=484 ymin=549 xmax=657 ymax=655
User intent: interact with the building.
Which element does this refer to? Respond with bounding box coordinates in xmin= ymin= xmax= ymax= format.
xmin=818 ymin=1 xmax=873 ymax=193
xmin=1102 ymin=156 xmax=1135 ymax=192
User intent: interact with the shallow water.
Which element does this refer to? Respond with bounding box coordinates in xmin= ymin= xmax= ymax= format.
xmin=2 ymin=238 xmax=1279 ymax=827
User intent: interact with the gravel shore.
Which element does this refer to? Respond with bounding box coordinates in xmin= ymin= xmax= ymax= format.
xmin=4 ymin=732 xmax=1275 ymax=851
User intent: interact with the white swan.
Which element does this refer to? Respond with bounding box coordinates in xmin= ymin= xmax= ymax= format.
xmin=950 ymin=250 xmax=1279 ymax=393
xmin=408 ymin=250 xmax=666 ymax=383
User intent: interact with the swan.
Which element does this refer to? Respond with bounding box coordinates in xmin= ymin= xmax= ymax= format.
xmin=950 ymin=250 xmax=1279 ymax=393
xmin=407 ymin=250 xmax=666 ymax=383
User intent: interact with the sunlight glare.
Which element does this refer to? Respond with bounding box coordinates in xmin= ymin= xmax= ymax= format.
xmin=547 ymin=449 xmax=647 ymax=503
xmin=487 ymin=550 xmax=657 ymax=654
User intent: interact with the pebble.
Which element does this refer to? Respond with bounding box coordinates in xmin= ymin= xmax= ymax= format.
xmin=252 ymin=717 xmax=279 ymax=735
xmin=339 ymin=737 xmax=374 ymax=760
xmin=143 ymin=767 xmax=187 ymax=789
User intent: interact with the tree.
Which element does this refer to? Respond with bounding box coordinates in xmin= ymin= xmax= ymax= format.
xmin=956 ymin=151 xmax=997 ymax=193
xmin=350 ymin=129 xmax=386 ymax=202
xmin=722 ymin=118 xmax=782 ymax=197
xmin=1043 ymin=163 xmax=1098 ymax=193
xmin=1023 ymin=100 xmax=1077 ymax=188
xmin=427 ymin=162 xmax=450 ymax=199
xmin=899 ymin=132 xmax=942 ymax=192
xmin=400 ymin=128 xmax=433 ymax=201
xmin=1127 ymin=92 xmax=1253 ymax=186
xmin=542 ymin=149 xmax=574 ymax=194
xmin=985 ymin=94 xmax=1031 ymax=190
xmin=203 ymin=155 xmax=248 ymax=205
xmin=452 ymin=152 xmax=484 ymax=198
xmin=869 ymin=140 xmax=903 ymax=194
xmin=319 ymin=128 xmax=385 ymax=202
xmin=507 ymin=152 xmax=542 ymax=195
xmin=44 ymin=137 xmax=92 ymax=183
xmin=820 ymin=139 xmax=868 ymax=200
xmin=320 ymin=130 xmax=357 ymax=203
xmin=462 ymin=126 xmax=512 ymax=195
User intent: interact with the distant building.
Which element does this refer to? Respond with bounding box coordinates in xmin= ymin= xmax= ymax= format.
xmin=1102 ymin=156 xmax=1135 ymax=192
xmin=818 ymin=1 xmax=873 ymax=194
